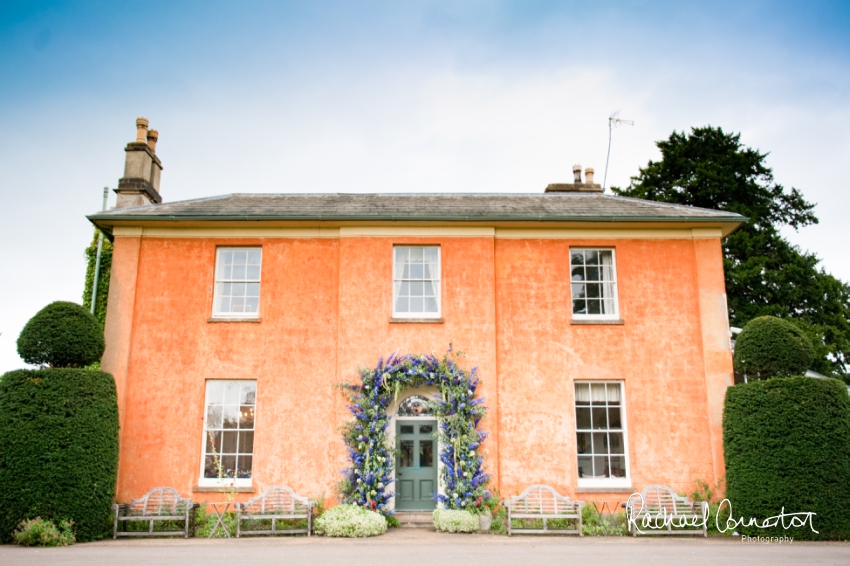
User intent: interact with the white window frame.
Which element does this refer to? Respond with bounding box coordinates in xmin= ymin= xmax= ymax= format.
xmin=212 ymin=247 xmax=262 ymax=318
xmin=198 ymin=380 xmax=257 ymax=488
xmin=392 ymin=245 xmax=442 ymax=319
xmin=569 ymin=248 xmax=620 ymax=320
xmin=574 ymin=381 xmax=631 ymax=489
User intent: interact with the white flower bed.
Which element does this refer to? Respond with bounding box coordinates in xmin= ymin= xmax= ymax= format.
xmin=433 ymin=509 xmax=478 ymax=533
xmin=315 ymin=504 xmax=387 ymax=537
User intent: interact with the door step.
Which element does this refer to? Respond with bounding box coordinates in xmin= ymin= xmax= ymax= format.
xmin=394 ymin=512 xmax=435 ymax=529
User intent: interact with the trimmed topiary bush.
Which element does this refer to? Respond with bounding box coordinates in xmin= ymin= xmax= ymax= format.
xmin=314 ymin=505 xmax=387 ymax=537
xmin=16 ymin=302 xmax=105 ymax=368
xmin=433 ymin=509 xmax=478 ymax=533
xmin=734 ymin=316 xmax=814 ymax=380
xmin=723 ymin=376 xmax=850 ymax=540
xmin=0 ymin=368 xmax=119 ymax=542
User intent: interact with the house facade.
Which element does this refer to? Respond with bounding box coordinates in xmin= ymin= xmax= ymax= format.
xmin=90 ymin=120 xmax=743 ymax=508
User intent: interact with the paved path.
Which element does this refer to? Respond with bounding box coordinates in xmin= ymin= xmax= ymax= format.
xmin=2 ymin=529 xmax=848 ymax=565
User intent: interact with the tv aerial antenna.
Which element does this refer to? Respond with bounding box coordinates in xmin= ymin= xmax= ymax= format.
xmin=603 ymin=110 xmax=634 ymax=191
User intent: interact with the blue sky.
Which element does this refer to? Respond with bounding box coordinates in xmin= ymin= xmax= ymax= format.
xmin=1 ymin=1 xmax=849 ymax=371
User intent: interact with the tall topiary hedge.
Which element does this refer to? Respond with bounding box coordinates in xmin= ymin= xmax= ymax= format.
xmin=0 ymin=368 xmax=119 ymax=542
xmin=16 ymin=302 xmax=105 ymax=368
xmin=734 ymin=316 xmax=815 ymax=380
xmin=723 ymin=376 xmax=850 ymax=540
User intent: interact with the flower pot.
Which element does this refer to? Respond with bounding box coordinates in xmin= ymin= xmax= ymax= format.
xmin=478 ymin=510 xmax=492 ymax=532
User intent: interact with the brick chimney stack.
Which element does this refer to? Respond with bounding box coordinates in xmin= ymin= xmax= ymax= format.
xmin=545 ymin=163 xmax=603 ymax=193
xmin=114 ymin=117 xmax=163 ymax=208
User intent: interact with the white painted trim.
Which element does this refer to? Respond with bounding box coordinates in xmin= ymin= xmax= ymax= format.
xmin=113 ymin=226 xmax=143 ymax=237
xmin=691 ymin=228 xmax=723 ymax=238
xmin=495 ymin=228 xmax=720 ymax=239
xmin=116 ymin=226 xmax=340 ymax=238
xmin=197 ymin=380 xmax=257 ymax=489
xmin=569 ymin=247 xmax=620 ymax=320
xmin=111 ymin=225 xmax=724 ymax=240
xmin=574 ymin=380 xmax=631 ymax=489
xmin=391 ymin=245 xmax=442 ymax=319
xmin=211 ymin=247 xmax=263 ymax=319
xmin=341 ymin=226 xmax=495 ymax=237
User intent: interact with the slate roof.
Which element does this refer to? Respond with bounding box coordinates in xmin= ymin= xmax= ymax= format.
xmin=89 ymin=192 xmax=746 ymax=224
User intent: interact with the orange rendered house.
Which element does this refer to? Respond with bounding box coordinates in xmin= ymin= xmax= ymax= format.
xmin=89 ymin=120 xmax=744 ymax=510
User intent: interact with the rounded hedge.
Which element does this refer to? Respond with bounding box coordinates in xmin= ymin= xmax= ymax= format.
xmin=17 ymin=302 xmax=105 ymax=368
xmin=734 ymin=316 xmax=814 ymax=380
xmin=0 ymin=368 xmax=119 ymax=542
xmin=723 ymin=376 xmax=850 ymax=540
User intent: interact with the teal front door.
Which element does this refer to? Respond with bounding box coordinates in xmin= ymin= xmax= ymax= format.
xmin=395 ymin=419 xmax=438 ymax=511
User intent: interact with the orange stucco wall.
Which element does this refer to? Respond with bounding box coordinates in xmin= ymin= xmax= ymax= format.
xmin=103 ymin=231 xmax=733 ymax=505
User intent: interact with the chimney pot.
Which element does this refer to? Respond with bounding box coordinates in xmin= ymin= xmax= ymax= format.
xmin=147 ymin=129 xmax=159 ymax=153
xmin=585 ymin=167 xmax=594 ymax=185
xmin=135 ymin=117 xmax=149 ymax=143
xmin=116 ymin=117 xmax=163 ymax=208
xmin=573 ymin=164 xmax=582 ymax=184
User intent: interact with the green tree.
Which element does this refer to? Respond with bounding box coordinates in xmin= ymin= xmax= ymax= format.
xmin=1 ymin=303 xmax=118 ymax=542
xmin=613 ymin=126 xmax=850 ymax=379
xmin=82 ymin=229 xmax=112 ymax=328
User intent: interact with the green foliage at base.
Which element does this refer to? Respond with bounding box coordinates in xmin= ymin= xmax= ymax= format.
xmin=315 ymin=505 xmax=387 ymax=537
xmin=689 ymin=479 xmax=731 ymax=535
xmin=0 ymin=369 xmax=119 ymax=542
xmin=734 ymin=316 xmax=815 ymax=379
xmin=723 ymin=376 xmax=850 ymax=540
xmin=582 ymin=506 xmax=626 ymax=536
xmin=12 ymin=517 xmax=76 ymax=547
xmin=385 ymin=514 xmax=400 ymax=528
xmin=83 ymin=229 xmax=112 ymax=328
xmin=16 ymin=302 xmax=105 ymax=367
xmin=490 ymin=506 xmax=506 ymax=534
xmin=192 ymin=506 xmax=236 ymax=538
xmin=433 ymin=509 xmax=478 ymax=533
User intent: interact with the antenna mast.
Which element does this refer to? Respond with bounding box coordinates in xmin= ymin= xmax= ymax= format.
xmin=603 ymin=110 xmax=634 ymax=191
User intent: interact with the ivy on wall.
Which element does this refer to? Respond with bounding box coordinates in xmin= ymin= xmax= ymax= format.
xmin=82 ymin=230 xmax=112 ymax=327
xmin=338 ymin=347 xmax=489 ymax=514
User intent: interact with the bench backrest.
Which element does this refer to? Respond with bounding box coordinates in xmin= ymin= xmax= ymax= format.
xmin=241 ymin=486 xmax=313 ymax=514
xmin=631 ymin=485 xmax=698 ymax=515
xmin=505 ymin=485 xmax=580 ymax=514
xmin=127 ymin=487 xmax=192 ymax=515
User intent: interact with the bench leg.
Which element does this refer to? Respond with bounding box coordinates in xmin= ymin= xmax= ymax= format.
xmin=112 ymin=506 xmax=119 ymax=540
xmin=507 ymin=508 xmax=511 ymax=536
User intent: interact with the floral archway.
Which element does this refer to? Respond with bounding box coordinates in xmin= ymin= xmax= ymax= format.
xmin=339 ymin=347 xmax=489 ymax=514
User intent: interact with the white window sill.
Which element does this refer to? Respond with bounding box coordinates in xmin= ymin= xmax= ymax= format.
xmin=193 ymin=485 xmax=256 ymax=493
xmin=575 ymin=486 xmax=635 ymax=494
xmin=571 ymin=318 xmax=624 ymax=325
xmin=208 ymin=317 xmax=261 ymax=323
xmin=390 ymin=317 xmax=444 ymax=324
xmin=577 ymin=478 xmax=632 ymax=490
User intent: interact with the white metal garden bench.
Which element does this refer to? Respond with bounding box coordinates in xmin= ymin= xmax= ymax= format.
xmin=624 ymin=485 xmax=708 ymax=536
xmin=112 ymin=487 xmax=198 ymax=538
xmin=235 ymin=485 xmax=316 ymax=536
xmin=504 ymin=485 xmax=584 ymax=536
